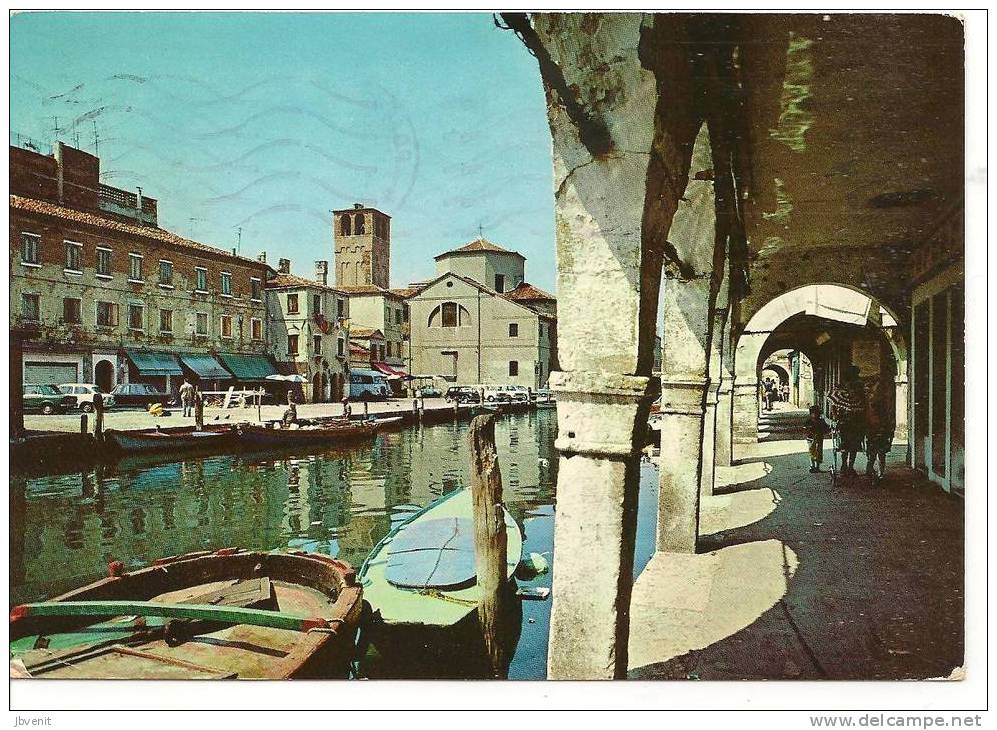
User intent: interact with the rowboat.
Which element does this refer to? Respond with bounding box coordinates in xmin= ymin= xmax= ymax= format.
xmin=10 ymin=548 xmax=363 ymax=679
xmin=236 ymin=421 xmax=378 ymax=448
xmin=359 ymin=488 xmax=523 ymax=628
xmin=104 ymin=426 xmax=239 ymax=454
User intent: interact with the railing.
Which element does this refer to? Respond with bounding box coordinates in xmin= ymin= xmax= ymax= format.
xmin=98 ymin=184 xmax=158 ymax=225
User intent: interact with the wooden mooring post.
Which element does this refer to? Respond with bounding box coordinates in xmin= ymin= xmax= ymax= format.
xmin=194 ymin=390 xmax=204 ymax=432
xmin=93 ymin=393 xmax=104 ymax=442
xmin=467 ymin=414 xmax=509 ymax=678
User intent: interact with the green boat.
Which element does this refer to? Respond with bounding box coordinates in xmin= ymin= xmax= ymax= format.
xmin=359 ymin=488 xmax=523 ymax=628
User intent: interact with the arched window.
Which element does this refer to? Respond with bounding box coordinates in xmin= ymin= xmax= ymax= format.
xmin=341 ymin=216 xmax=351 ymax=236
xmin=355 ymin=213 xmax=366 ymax=235
xmin=429 ymin=302 xmax=470 ymax=328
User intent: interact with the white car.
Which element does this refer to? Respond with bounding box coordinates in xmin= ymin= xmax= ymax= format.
xmin=58 ymin=384 xmax=116 ymax=412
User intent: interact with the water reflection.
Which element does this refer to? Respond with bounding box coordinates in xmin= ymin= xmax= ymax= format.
xmin=11 ymin=409 xmax=658 ymax=679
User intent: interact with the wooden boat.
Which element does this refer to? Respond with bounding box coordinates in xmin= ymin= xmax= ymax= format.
xmin=104 ymin=426 xmax=239 ymax=454
xmin=10 ymin=548 xmax=363 ymax=679
xmin=236 ymin=421 xmax=378 ymax=448
xmin=359 ymin=488 xmax=523 ymax=629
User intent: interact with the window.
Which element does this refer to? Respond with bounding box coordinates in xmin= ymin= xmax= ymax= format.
xmin=220 ymin=315 xmax=233 ymax=338
xmin=403 ymin=305 xmax=409 ymax=323
xmin=251 ymin=277 xmax=262 ymax=301
xmin=341 ymin=216 xmax=352 ymax=236
xmin=287 ymin=293 xmax=299 ymax=314
xmin=442 ymin=302 xmax=458 ymax=327
xmin=395 ymin=308 xmax=402 ymax=325
xmin=96 ymin=247 xmax=112 ymax=277
xmin=195 ymin=312 xmax=208 ymax=336
xmin=337 ymin=338 xmax=345 ymax=356
xmin=22 ymin=293 xmax=40 ymax=321
xmin=313 ymin=335 xmax=322 ymax=353
xmin=64 ymin=241 xmax=83 ymax=272
xmin=63 ymin=298 xmax=82 ymax=325
xmin=508 ymin=361 xmax=519 ymax=377
xmin=21 ymin=233 xmax=40 ymax=265
xmin=313 ymin=294 xmax=322 ymax=314
xmin=354 ymin=213 xmax=366 ymax=234
xmin=97 ymin=301 xmax=118 ymax=327
xmin=251 ymin=318 xmax=263 ymax=340
xmin=221 ymin=272 xmax=232 ymax=296
xmin=495 ymin=274 xmax=505 ymax=293
xmin=159 ymin=260 xmax=174 ymax=287
xmin=288 ymin=334 xmax=299 ymax=356
xmin=509 ymin=323 xmax=519 ymax=337
xmin=129 ymin=254 xmax=143 ymax=282
xmin=195 ymin=267 xmax=208 ymax=292
xmin=160 ymin=309 xmax=173 ymax=333
xmin=128 ymin=304 xmax=144 ymax=331
xmin=337 ymin=298 xmax=345 ymax=319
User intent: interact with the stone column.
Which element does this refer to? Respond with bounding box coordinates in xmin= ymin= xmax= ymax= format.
xmin=894 ymin=373 xmax=909 ymax=443
xmin=658 ymin=276 xmax=712 ymax=553
xmin=732 ymin=379 xmax=760 ymax=442
xmin=699 ymin=380 xmax=721 ymax=501
xmin=714 ymin=376 xmax=734 ymax=467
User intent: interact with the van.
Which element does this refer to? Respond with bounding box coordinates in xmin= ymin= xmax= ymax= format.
xmin=350 ymin=369 xmax=390 ymax=401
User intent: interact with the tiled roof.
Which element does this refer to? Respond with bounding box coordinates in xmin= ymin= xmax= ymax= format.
xmin=10 ymin=194 xmax=272 ymax=270
xmin=390 ymin=285 xmax=426 ymax=299
xmin=434 ymin=237 xmax=525 ymax=260
xmin=503 ymin=281 xmax=556 ymax=302
xmin=338 ymin=284 xmax=404 ymax=299
xmin=412 ymin=271 xmax=557 ymax=321
xmin=269 ymin=273 xmax=347 ymax=294
xmin=350 ymin=327 xmax=384 ymax=340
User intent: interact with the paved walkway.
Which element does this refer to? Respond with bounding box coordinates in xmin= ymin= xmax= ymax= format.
xmin=628 ymin=437 xmax=963 ymax=680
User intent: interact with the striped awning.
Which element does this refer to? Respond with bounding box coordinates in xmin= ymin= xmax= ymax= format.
xmin=125 ymin=350 xmax=183 ymax=376
xmin=179 ymin=354 xmax=232 ymax=380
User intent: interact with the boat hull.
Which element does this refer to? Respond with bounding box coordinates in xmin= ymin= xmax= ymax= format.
xmin=10 ymin=549 xmax=363 ymax=680
xmin=104 ymin=427 xmax=238 ymax=454
xmin=236 ymin=422 xmax=378 ymax=448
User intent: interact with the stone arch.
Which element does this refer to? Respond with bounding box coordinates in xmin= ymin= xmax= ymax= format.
xmin=94 ymin=359 xmax=115 ymax=392
xmin=341 ymin=215 xmax=352 ymax=236
xmin=732 ymin=283 xmax=909 ymax=442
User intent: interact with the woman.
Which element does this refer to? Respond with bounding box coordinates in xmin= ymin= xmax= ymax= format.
xmin=828 ymin=365 xmax=867 ymax=476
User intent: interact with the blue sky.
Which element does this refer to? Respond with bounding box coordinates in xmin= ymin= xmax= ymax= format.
xmin=10 ymin=12 xmax=556 ymax=290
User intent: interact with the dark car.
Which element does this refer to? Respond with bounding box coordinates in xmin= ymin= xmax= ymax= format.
xmin=23 ymin=384 xmax=77 ymax=415
xmin=444 ymin=386 xmax=481 ymax=404
xmin=110 ymin=383 xmax=172 ymax=409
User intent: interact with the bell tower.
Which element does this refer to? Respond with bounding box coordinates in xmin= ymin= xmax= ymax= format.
xmin=333 ymin=203 xmax=391 ymax=288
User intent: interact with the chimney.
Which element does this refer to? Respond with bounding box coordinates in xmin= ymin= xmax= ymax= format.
xmin=278 ymin=258 xmax=291 ymax=275
xmin=54 ymin=141 xmax=65 ymax=203
xmin=353 ymin=203 xmax=363 ymax=209
xmin=315 ymin=260 xmax=329 ymax=286
xmin=257 ymin=251 xmax=267 ymax=263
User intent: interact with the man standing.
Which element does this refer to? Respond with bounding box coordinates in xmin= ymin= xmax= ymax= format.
xmin=828 ymin=365 xmax=868 ymax=477
xmin=865 ymin=375 xmax=896 ymax=481
xmin=179 ymin=379 xmax=195 ymax=418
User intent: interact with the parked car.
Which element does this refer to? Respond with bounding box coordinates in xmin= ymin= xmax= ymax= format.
xmin=505 ymin=385 xmax=530 ymax=402
xmin=110 ymin=383 xmax=171 ymax=409
xmin=58 ymin=383 xmax=116 ymax=412
xmin=349 ymin=369 xmax=390 ymax=401
xmin=23 ymin=384 xmax=77 ymax=415
xmin=444 ymin=386 xmax=481 ymax=404
xmin=418 ymin=386 xmax=443 ymax=398
xmin=481 ymin=385 xmax=513 ymax=403
xmin=534 ymin=388 xmax=555 ymax=402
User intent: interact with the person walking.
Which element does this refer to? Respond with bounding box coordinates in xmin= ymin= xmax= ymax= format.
xmin=864 ymin=375 xmax=896 ymax=481
xmin=179 ymin=379 xmax=196 ymax=418
xmin=282 ymin=390 xmax=298 ymax=427
xmin=828 ymin=365 xmax=868 ymax=477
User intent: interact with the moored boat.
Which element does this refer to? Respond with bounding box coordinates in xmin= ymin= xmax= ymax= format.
xmin=104 ymin=426 xmax=239 ymax=454
xmin=359 ymin=488 xmax=523 ymax=629
xmin=10 ymin=548 xmax=363 ymax=679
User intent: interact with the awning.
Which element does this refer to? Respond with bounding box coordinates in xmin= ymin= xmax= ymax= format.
xmin=216 ymin=353 xmax=279 ymax=381
xmin=179 ymin=354 xmax=232 ymax=380
xmin=125 ymin=350 xmax=183 ymax=376
xmin=373 ymin=362 xmax=410 ymax=380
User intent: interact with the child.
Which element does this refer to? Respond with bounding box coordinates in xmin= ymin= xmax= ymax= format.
xmin=804 ymin=405 xmax=830 ymax=473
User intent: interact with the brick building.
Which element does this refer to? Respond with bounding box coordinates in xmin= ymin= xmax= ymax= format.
xmin=9 ymin=141 xmax=276 ymax=398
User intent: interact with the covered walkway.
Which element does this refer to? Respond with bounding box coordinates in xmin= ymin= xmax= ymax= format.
xmin=628 ymin=437 xmax=963 ymax=680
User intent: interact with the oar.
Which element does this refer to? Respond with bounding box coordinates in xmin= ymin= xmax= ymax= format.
xmin=11 ymin=602 xmax=330 ymax=633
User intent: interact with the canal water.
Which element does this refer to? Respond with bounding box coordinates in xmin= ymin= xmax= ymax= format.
xmin=11 ymin=408 xmax=659 ymax=680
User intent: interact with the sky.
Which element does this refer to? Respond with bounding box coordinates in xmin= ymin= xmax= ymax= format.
xmin=9 ymin=12 xmax=557 ymax=291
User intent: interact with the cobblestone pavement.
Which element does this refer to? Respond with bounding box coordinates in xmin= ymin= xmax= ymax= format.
xmin=628 ymin=438 xmax=963 ymax=680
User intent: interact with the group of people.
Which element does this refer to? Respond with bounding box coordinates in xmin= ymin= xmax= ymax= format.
xmin=803 ymin=365 xmax=896 ymax=480
xmin=762 ymin=377 xmax=790 ymax=411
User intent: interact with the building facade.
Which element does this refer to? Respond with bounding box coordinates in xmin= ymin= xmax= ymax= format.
xmin=266 ymin=260 xmax=351 ymax=402
xmin=407 ymin=271 xmax=556 ymax=389
xmin=10 ymin=142 xmax=274 ymax=398
xmin=340 ymin=287 xmax=409 ymax=370
xmin=433 ymin=237 xmax=526 ymax=293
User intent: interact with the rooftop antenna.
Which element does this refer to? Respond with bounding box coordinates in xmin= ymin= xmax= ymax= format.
xmin=478 ymin=223 xmax=484 ymax=239
xmin=92 ymin=120 xmax=100 ymax=158
xmin=235 ymin=226 xmax=243 ymax=255
xmin=188 ymin=217 xmax=205 ymax=237
xmin=52 ymin=116 xmax=61 ymax=140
